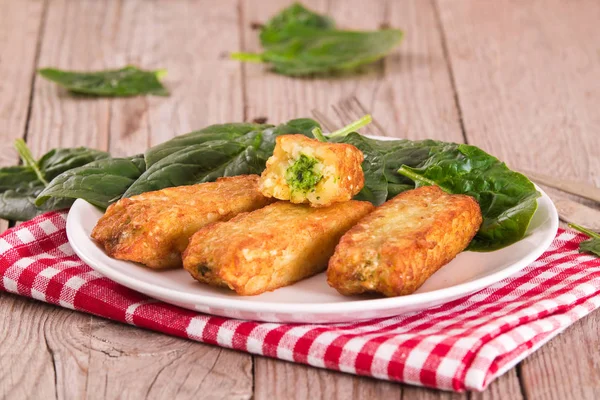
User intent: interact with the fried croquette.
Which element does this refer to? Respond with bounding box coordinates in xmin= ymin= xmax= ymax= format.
xmin=258 ymin=134 xmax=364 ymax=207
xmin=182 ymin=200 xmax=374 ymax=295
xmin=327 ymin=186 xmax=482 ymax=297
xmin=91 ymin=175 xmax=273 ymax=269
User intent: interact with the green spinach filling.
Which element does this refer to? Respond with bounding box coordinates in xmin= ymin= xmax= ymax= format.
xmin=285 ymin=154 xmax=323 ymax=193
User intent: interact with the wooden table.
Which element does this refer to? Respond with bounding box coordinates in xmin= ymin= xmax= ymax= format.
xmin=1 ymin=0 xmax=598 ymax=398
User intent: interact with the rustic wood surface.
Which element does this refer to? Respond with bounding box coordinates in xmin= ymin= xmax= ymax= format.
xmin=0 ymin=0 xmax=598 ymax=399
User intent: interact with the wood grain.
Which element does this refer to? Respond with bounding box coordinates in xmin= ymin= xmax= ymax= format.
xmin=520 ymin=318 xmax=600 ymax=400
xmin=241 ymin=0 xmax=463 ymax=142
xmin=254 ymin=359 xmax=403 ymax=400
xmin=437 ymin=0 xmax=600 ymax=398
xmin=87 ymin=320 xmax=252 ymax=400
xmin=1 ymin=0 xmax=598 ymax=398
xmin=0 ymin=293 xmax=91 ymax=400
xmin=472 ymin=369 xmax=524 ymax=400
xmin=14 ymin=0 xmax=252 ymax=399
xmin=244 ymin=0 xmax=469 ymax=397
xmin=436 ymin=0 xmax=600 ymax=184
xmin=0 ymin=0 xmax=46 ymax=232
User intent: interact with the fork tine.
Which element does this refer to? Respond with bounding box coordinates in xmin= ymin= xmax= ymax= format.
xmin=351 ymin=96 xmax=389 ymax=137
xmin=331 ymin=104 xmax=349 ymax=129
xmin=313 ymin=96 xmax=390 ymax=137
xmin=336 ymin=100 xmax=359 ymax=132
xmin=310 ymin=109 xmax=338 ymax=133
xmin=343 ymin=97 xmax=377 ymax=136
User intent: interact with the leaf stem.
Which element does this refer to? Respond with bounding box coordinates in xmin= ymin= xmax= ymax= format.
xmin=14 ymin=139 xmax=48 ymax=186
xmin=568 ymin=223 xmax=600 ymax=239
xmin=312 ymin=127 xmax=327 ymax=142
xmin=154 ymin=69 xmax=168 ymax=80
xmin=328 ymin=114 xmax=372 ymax=138
xmin=397 ymin=166 xmax=437 ymax=187
xmin=230 ymin=52 xmax=265 ymax=63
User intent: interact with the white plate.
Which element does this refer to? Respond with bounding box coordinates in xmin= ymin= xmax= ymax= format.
xmin=67 ymin=179 xmax=558 ymax=324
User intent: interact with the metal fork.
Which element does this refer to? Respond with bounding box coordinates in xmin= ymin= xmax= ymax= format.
xmin=312 ymin=96 xmax=389 ymax=137
xmin=312 ymin=96 xmax=600 ymax=231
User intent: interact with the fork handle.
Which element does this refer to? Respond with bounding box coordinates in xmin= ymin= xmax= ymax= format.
xmin=520 ymin=169 xmax=600 ymax=203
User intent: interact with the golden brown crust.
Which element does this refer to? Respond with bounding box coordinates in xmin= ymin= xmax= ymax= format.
xmin=91 ymin=175 xmax=273 ymax=269
xmin=258 ymin=134 xmax=364 ymax=207
xmin=327 ymin=186 xmax=483 ymax=297
xmin=183 ymin=200 xmax=374 ymax=295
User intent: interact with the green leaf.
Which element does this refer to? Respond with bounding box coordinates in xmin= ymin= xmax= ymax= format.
xmin=0 ymin=143 xmax=110 ymax=220
xmin=569 ymin=223 xmax=600 ymax=257
xmin=233 ymin=3 xmax=403 ymax=76
xmin=260 ymin=3 xmax=335 ymax=47
xmin=124 ymin=119 xmax=321 ymax=198
xmin=331 ymin=133 xmax=390 ymax=204
xmin=263 ymin=28 xmax=403 ymax=76
xmin=38 ymin=66 xmax=169 ymax=97
xmin=144 ymin=122 xmax=272 ymax=167
xmin=36 ymin=155 xmax=146 ymax=209
xmin=0 ymin=166 xmax=37 ymax=191
xmin=327 ymin=118 xmax=540 ymax=252
xmin=124 ymin=140 xmax=260 ymax=197
xmin=397 ymin=144 xmax=540 ymax=251
xmin=14 ymin=139 xmax=48 ymax=186
xmin=0 ymin=181 xmax=73 ymax=221
xmin=580 ymin=239 xmax=600 ymax=257
xmin=330 ymin=133 xmax=444 ymax=205
xmin=37 ymin=147 xmax=111 ymax=180
xmin=260 ymin=2 xmax=334 ymax=44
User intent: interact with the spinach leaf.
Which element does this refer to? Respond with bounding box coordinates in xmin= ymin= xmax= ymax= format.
xmin=38 ymin=66 xmax=168 ymax=97
xmin=0 ymin=182 xmax=73 ymax=221
xmin=124 ymin=119 xmax=320 ymax=197
xmin=0 ymin=166 xmax=37 ymax=191
xmin=330 ymin=133 xmax=389 ymax=204
xmin=569 ymin=223 xmax=600 ymax=257
xmin=259 ymin=2 xmax=334 ymax=44
xmin=231 ymin=3 xmax=403 ymax=76
xmin=330 ymin=133 xmax=445 ymax=204
xmin=331 ymin=131 xmax=540 ymax=252
xmin=0 ymin=142 xmax=110 ymax=220
xmin=37 ymin=147 xmax=111 ymax=180
xmin=398 ymin=145 xmax=540 ymax=251
xmin=10 ymin=113 xmax=538 ymax=253
xmin=124 ymin=140 xmax=259 ymax=197
xmin=36 ymin=155 xmax=146 ymax=209
xmin=144 ymin=123 xmax=272 ymax=167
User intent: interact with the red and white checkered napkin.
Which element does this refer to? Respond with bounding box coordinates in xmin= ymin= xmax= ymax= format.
xmin=1 ymin=211 xmax=599 ymax=392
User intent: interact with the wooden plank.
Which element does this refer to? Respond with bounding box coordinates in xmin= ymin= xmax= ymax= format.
xmin=14 ymin=0 xmax=252 ymax=399
xmin=436 ymin=0 xmax=600 ymax=399
xmin=82 ymin=0 xmax=253 ymax=395
xmin=240 ymin=0 xmax=388 ymax=134
xmin=241 ymin=0 xmax=463 ymax=142
xmin=0 ymin=293 xmax=91 ymax=400
xmin=87 ymin=320 xmax=252 ymax=400
xmin=254 ymin=359 xmax=403 ymax=400
xmin=436 ymin=0 xmax=600 ymax=183
xmin=0 ymin=0 xmax=46 ymax=232
xmin=27 ymin=0 xmax=110 ymax=154
xmin=0 ymin=0 xmax=44 ymax=163
xmin=376 ymin=0 xmax=464 ymax=141
xmin=472 ymin=369 xmax=523 ymax=400
xmin=244 ymin=0 xmax=466 ymax=397
xmin=105 ymin=0 xmax=245 ymax=152
xmin=2 ymin=0 xmax=116 ymax=395
xmin=520 ymin=318 xmax=600 ymax=400
xmin=0 ymin=3 xmax=83 ymax=399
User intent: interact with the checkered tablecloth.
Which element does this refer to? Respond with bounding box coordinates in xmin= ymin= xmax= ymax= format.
xmin=1 ymin=210 xmax=599 ymax=392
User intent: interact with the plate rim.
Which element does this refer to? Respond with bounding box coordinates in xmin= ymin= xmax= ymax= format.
xmin=66 ymin=188 xmax=559 ymax=316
